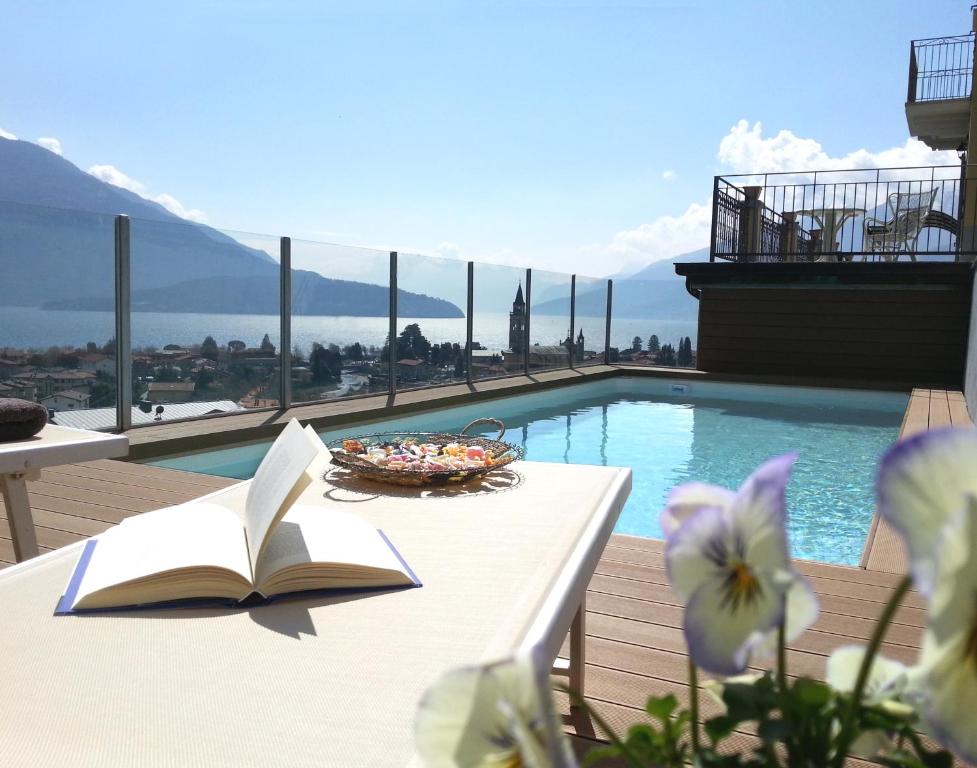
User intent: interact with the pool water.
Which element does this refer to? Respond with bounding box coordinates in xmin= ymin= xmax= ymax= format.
xmin=148 ymin=378 xmax=907 ymax=565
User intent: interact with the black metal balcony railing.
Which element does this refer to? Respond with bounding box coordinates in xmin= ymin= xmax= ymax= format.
xmin=908 ymin=33 xmax=974 ymax=103
xmin=710 ymin=166 xmax=968 ymax=263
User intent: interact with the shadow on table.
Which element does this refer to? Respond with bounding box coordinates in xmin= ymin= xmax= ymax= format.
xmin=319 ymin=467 xmax=524 ymax=503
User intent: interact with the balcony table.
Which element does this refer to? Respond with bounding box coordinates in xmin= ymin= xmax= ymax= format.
xmin=0 ymin=424 xmax=128 ymax=562
xmin=0 ymin=456 xmax=630 ymax=767
xmin=792 ymin=206 xmax=866 ymax=262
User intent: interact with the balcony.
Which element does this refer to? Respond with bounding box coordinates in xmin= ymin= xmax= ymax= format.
xmin=709 ymin=165 xmax=967 ymax=263
xmin=905 ymin=33 xmax=974 ymax=150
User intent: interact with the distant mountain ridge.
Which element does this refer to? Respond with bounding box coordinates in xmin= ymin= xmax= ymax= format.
xmin=0 ymin=138 xmax=462 ymax=317
xmin=533 ymin=247 xmax=709 ymax=320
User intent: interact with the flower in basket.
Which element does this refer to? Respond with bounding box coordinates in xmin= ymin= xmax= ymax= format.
xmin=662 ymin=454 xmax=818 ymax=675
xmin=415 ymin=650 xmax=576 ymax=768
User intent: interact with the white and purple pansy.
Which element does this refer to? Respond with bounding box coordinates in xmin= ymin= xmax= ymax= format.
xmin=876 ymin=427 xmax=977 ymax=596
xmin=414 ymin=649 xmax=576 ymax=768
xmin=664 ymin=454 xmax=818 ymax=676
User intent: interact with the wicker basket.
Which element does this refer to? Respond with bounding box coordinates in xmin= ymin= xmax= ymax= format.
xmin=327 ymin=418 xmax=523 ymax=487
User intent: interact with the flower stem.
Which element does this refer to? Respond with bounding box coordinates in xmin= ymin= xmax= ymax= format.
xmin=833 ymin=574 xmax=913 ymax=768
xmin=688 ymin=656 xmax=701 ymax=756
xmin=777 ymin=609 xmax=788 ymax=694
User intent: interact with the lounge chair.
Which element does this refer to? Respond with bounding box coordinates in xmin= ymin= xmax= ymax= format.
xmin=862 ymin=188 xmax=938 ymax=261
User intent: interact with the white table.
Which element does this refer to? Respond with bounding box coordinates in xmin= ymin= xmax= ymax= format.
xmin=793 ymin=206 xmax=866 ymax=262
xmin=0 ymin=424 xmax=128 ymax=561
xmin=0 ymin=458 xmax=630 ymax=767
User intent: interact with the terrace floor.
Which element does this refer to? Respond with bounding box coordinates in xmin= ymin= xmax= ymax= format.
xmin=0 ymin=384 xmax=970 ymax=763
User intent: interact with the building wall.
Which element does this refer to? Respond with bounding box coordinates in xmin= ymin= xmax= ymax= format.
xmin=695 ymin=284 xmax=972 ymax=386
xmin=965 ymin=266 xmax=977 ymax=416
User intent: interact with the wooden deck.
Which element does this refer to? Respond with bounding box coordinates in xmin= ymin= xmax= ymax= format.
xmin=0 ymin=383 xmax=971 ymax=762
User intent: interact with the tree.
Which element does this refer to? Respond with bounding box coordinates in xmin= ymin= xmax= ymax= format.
xmin=631 ymin=336 xmax=643 ymax=353
xmin=86 ymin=341 xmax=98 ymax=354
xmin=101 ymin=338 xmax=116 ymax=355
xmin=342 ymin=342 xmax=364 ymax=361
xmin=228 ymin=340 xmax=246 ymax=353
xmin=647 ymin=335 xmax=660 ymax=354
xmin=677 ymin=337 xmax=693 ymax=367
xmin=260 ymin=334 xmax=276 ymax=353
xmin=201 ymin=336 xmax=219 ymax=361
xmin=657 ymin=343 xmax=677 ymax=366
xmin=398 ymin=324 xmax=431 ymax=361
xmin=309 ymin=342 xmax=342 ymax=384
xmin=195 ymin=369 xmax=214 ymax=390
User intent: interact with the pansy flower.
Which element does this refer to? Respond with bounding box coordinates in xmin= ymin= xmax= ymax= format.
xmin=664 ymin=454 xmax=818 ymax=676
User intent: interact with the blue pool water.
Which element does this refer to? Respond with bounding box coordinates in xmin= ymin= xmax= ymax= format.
xmin=148 ymin=378 xmax=907 ymax=565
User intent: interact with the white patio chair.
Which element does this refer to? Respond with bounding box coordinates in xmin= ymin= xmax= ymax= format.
xmin=862 ymin=188 xmax=938 ymax=262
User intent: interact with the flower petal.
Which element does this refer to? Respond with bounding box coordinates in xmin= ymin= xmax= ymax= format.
xmin=876 ymin=428 xmax=977 ymax=595
xmin=664 ymin=506 xmax=726 ymax=601
xmin=729 ymin=453 xmax=796 ymax=570
xmin=918 ymin=634 xmax=977 ymax=764
xmin=826 ymin=646 xmax=908 ymax=702
xmin=415 ymin=656 xmax=568 ymax=768
xmin=683 ymin=570 xmax=785 ymax=676
xmin=660 ymin=482 xmax=735 ymax=537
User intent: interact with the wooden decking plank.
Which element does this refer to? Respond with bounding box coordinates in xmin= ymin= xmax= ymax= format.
xmin=594 ymin=557 xmax=925 ymax=611
xmin=928 ymin=389 xmax=953 ymax=429
xmin=588 ymin=573 xmax=926 ymax=628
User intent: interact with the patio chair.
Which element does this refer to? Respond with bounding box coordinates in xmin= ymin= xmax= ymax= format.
xmin=862 ymin=188 xmax=938 ymax=261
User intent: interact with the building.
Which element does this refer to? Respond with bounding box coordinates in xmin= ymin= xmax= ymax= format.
xmin=396 ymin=358 xmax=430 ymax=382
xmin=145 ymin=381 xmax=197 ymax=403
xmin=508 ymin=283 xmax=525 ymax=354
xmin=28 ymin=370 xmax=97 ymax=399
xmin=40 ymin=389 xmax=91 ymax=411
xmin=77 ymin=354 xmax=116 ymax=376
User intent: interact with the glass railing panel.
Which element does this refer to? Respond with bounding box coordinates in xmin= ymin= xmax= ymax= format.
xmin=128 ymin=217 xmax=280 ymax=423
xmin=526 ymin=269 xmax=572 ymax=372
xmin=0 ymin=201 xmax=118 ymax=429
xmin=471 ymin=262 xmax=528 ymax=380
xmin=613 ymin=278 xmax=698 ymax=369
xmin=289 ymin=239 xmax=390 ymax=403
xmin=395 ymin=252 xmax=468 ymax=390
xmin=572 ymin=275 xmax=609 ymax=367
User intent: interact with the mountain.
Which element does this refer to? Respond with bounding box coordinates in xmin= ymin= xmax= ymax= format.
xmin=0 ymin=138 xmax=462 ymax=317
xmin=532 ymin=247 xmax=709 ymax=320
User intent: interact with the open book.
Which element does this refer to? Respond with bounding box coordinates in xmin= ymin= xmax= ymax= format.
xmin=56 ymin=419 xmax=420 ymax=614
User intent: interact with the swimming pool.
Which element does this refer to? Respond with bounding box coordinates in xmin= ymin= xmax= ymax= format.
xmin=147 ymin=378 xmax=907 ymax=565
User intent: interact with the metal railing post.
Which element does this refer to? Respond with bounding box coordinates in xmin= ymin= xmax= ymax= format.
xmin=279 ymin=237 xmax=292 ymax=410
xmin=114 ymin=215 xmax=132 ymax=432
xmin=466 ymin=261 xmax=474 ymax=385
xmin=388 ymin=251 xmax=398 ymax=396
xmin=568 ymin=274 xmax=576 ymax=368
xmin=523 ymin=268 xmax=531 ymax=377
xmin=709 ymin=176 xmax=720 ymax=262
xmin=604 ymin=279 xmax=613 ymax=365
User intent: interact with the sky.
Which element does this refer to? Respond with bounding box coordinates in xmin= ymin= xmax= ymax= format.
xmin=0 ymin=0 xmax=970 ymax=277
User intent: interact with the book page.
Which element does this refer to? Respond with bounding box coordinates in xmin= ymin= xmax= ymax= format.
xmin=255 ymin=503 xmax=414 ymax=592
xmin=72 ymin=502 xmax=252 ymax=609
xmin=244 ymin=418 xmax=320 ymax=573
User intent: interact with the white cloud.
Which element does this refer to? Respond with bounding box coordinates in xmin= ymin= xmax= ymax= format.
xmin=36 ymin=137 xmax=62 ymax=155
xmin=662 ymin=169 xmax=676 ymax=181
xmin=717 ymin=119 xmax=958 ymax=174
xmin=87 ymin=163 xmax=206 ymax=223
xmin=0 ymin=127 xmax=17 ymax=140
xmin=607 ymin=201 xmax=712 ymax=263
xmin=434 ymin=241 xmax=462 ymax=260
xmin=602 ymin=120 xmax=960 ymax=271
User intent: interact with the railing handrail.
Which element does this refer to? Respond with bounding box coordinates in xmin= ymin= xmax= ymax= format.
xmin=716 ymin=164 xmax=963 ymax=182
xmin=909 ymin=32 xmax=974 ymax=46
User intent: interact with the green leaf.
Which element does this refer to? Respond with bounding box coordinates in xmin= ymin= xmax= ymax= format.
xmin=582 ymin=744 xmax=624 ymax=767
xmin=704 ymin=715 xmax=738 ymax=744
xmin=791 ymin=678 xmax=832 ymax=707
xmin=645 ymin=693 xmax=679 ymax=722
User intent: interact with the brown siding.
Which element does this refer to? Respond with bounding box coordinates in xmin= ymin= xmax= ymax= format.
xmin=696 ymin=285 xmax=971 ymax=386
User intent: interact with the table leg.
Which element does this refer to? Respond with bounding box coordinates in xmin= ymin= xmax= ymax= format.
xmin=569 ymin=597 xmax=586 ymax=699
xmin=551 ymin=596 xmax=587 ymax=703
xmin=0 ymin=472 xmax=40 ymax=562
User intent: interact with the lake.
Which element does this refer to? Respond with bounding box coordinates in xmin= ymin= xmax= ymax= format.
xmin=0 ymin=306 xmax=697 ymax=355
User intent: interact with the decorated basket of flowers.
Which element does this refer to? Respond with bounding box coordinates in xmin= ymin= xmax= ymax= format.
xmin=326 ymin=418 xmax=523 ymax=486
